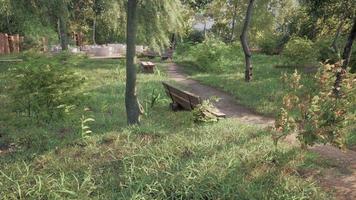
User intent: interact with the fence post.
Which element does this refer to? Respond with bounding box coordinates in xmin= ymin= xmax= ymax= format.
xmin=41 ymin=37 xmax=48 ymax=52
xmin=0 ymin=33 xmax=4 ymax=55
xmin=8 ymin=35 xmax=15 ymax=53
xmin=19 ymin=36 xmax=24 ymax=51
xmin=14 ymin=34 xmax=20 ymax=53
xmin=4 ymin=34 xmax=10 ymax=54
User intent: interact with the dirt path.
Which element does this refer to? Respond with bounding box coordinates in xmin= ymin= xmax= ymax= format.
xmin=309 ymin=145 xmax=356 ymax=200
xmin=165 ymin=63 xmax=274 ymax=126
xmin=165 ymin=62 xmax=356 ymax=200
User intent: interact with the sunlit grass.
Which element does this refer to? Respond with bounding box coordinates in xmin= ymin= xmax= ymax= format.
xmin=0 ymin=53 xmax=331 ymax=199
xmin=176 ymin=53 xmax=316 ymax=116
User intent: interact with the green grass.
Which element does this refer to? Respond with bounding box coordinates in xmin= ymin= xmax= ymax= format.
xmin=0 ymin=53 xmax=332 ymax=199
xmin=174 ymin=48 xmax=356 ymax=147
xmin=175 ymin=53 xmax=317 ymax=116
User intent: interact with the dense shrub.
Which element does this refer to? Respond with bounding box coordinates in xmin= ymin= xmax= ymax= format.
xmin=185 ymin=30 xmax=205 ymax=43
xmin=8 ymin=53 xmax=85 ymax=121
xmin=282 ymin=37 xmax=319 ymax=66
xmin=259 ymin=34 xmax=286 ymax=55
xmin=193 ymin=39 xmax=230 ymax=72
xmin=314 ymin=38 xmax=340 ymax=63
xmin=174 ymin=38 xmax=243 ymax=73
xmin=274 ymin=63 xmax=355 ymax=148
xmin=22 ymin=36 xmax=42 ymax=51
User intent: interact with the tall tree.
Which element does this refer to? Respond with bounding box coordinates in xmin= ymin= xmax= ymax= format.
xmin=240 ymin=0 xmax=255 ymax=82
xmin=92 ymin=0 xmax=106 ymax=44
xmin=230 ymin=0 xmax=238 ymax=43
xmin=334 ymin=18 xmax=356 ymax=96
xmin=124 ymin=0 xmax=183 ymax=125
xmin=59 ymin=14 xmax=69 ymax=50
xmin=125 ymin=0 xmax=142 ymax=125
xmin=46 ymin=0 xmax=70 ymax=50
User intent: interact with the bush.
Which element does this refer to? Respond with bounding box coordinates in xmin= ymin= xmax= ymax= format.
xmin=282 ymin=37 xmax=319 ymax=66
xmin=185 ymin=30 xmax=205 ymax=43
xmin=274 ymin=63 xmax=355 ymax=148
xmin=8 ymin=53 xmax=85 ymax=121
xmin=259 ymin=34 xmax=286 ymax=55
xmin=194 ymin=39 xmax=230 ymax=72
xmin=192 ymin=100 xmax=219 ymax=123
xmin=22 ymin=36 xmax=41 ymax=51
xmin=174 ymin=38 xmax=243 ymax=73
xmin=314 ymin=39 xmax=340 ymax=63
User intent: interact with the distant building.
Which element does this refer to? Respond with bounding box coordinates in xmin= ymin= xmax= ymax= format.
xmin=192 ymin=14 xmax=214 ymax=32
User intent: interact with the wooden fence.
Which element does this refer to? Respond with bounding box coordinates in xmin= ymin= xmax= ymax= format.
xmin=0 ymin=33 xmax=24 ymax=55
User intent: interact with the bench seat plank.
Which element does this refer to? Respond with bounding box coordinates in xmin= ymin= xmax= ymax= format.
xmin=162 ymin=82 xmax=226 ymax=118
xmin=141 ymin=61 xmax=155 ymax=73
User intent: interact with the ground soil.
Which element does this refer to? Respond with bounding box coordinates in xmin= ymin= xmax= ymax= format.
xmin=310 ymin=145 xmax=356 ymax=200
xmin=165 ymin=62 xmax=356 ymax=200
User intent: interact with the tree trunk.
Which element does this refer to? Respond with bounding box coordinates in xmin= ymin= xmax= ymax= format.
xmin=58 ymin=0 xmax=69 ymax=51
xmin=125 ymin=0 xmax=142 ymax=125
xmin=240 ymin=0 xmax=255 ymax=82
xmin=59 ymin=16 xmax=68 ymax=50
xmin=93 ymin=16 xmax=96 ymax=45
xmin=170 ymin=33 xmax=176 ymax=49
xmin=203 ymin=18 xmax=207 ymax=39
xmin=7 ymin=15 xmax=11 ymax=34
xmin=230 ymin=1 xmax=238 ymax=43
xmin=57 ymin=19 xmax=61 ymax=42
xmin=333 ymin=18 xmax=356 ymax=96
xmin=331 ymin=21 xmax=343 ymax=57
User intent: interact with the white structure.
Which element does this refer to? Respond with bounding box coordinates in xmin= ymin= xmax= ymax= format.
xmin=192 ymin=15 xmax=214 ymax=32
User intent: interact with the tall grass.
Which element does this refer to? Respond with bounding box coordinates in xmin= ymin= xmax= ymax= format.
xmin=0 ymin=53 xmax=331 ymax=199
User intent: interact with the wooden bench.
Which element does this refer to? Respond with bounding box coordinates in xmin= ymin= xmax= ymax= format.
xmin=141 ymin=61 xmax=155 ymax=73
xmin=161 ymin=49 xmax=174 ymax=60
xmin=142 ymin=50 xmax=159 ymax=59
xmin=162 ymin=82 xmax=226 ymax=118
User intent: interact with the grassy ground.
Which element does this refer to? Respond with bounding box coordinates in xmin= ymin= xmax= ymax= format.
xmin=175 ymin=54 xmax=317 ymax=116
xmin=0 ymin=54 xmax=333 ymax=199
xmin=174 ymin=51 xmax=355 ymax=147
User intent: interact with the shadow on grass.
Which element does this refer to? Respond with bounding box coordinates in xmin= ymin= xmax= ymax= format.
xmin=0 ymin=72 xmax=194 ymax=163
xmin=104 ymin=124 xmax=326 ymax=199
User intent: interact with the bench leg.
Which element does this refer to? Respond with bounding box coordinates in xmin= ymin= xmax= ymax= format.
xmin=170 ymin=102 xmax=181 ymax=111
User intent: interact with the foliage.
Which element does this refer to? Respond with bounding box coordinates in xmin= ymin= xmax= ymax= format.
xmin=185 ymin=30 xmax=205 ymax=43
xmin=314 ymin=38 xmax=341 ymax=63
xmin=207 ymin=0 xmax=277 ymax=45
xmin=0 ymin=0 xmax=57 ymax=44
xmin=259 ymin=33 xmax=286 ymax=55
xmin=181 ymin=0 xmax=213 ymax=11
xmin=192 ymin=99 xmax=218 ymax=123
xmin=274 ymin=63 xmax=356 ymax=148
xmin=136 ymin=0 xmax=185 ymax=50
xmin=94 ymin=0 xmax=126 ymax=44
xmin=7 ymin=53 xmax=85 ymax=121
xmin=282 ymin=37 xmax=319 ymax=66
xmin=80 ymin=108 xmax=95 ymax=140
xmin=175 ymin=38 xmax=243 ymax=73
